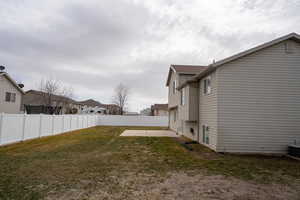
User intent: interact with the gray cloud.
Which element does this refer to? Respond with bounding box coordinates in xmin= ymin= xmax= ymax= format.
xmin=0 ymin=0 xmax=300 ymax=111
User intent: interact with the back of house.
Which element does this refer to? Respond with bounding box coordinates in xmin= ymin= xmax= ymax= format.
xmin=168 ymin=33 xmax=300 ymax=154
xmin=166 ymin=65 xmax=207 ymax=136
xmin=215 ymin=33 xmax=300 ymax=154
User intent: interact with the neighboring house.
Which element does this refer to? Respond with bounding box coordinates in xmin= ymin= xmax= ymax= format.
xmin=23 ymin=90 xmax=83 ymax=114
xmin=151 ymin=104 xmax=169 ymax=116
xmin=140 ymin=108 xmax=152 ymax=116
xmin=79 ymin=99 xmax=121 ymax=115
xmin=103 ymin=104 xmax=121 ymax=115
xmin=79 ymin=99 xmax=107 ymax=114
xmin=0 ymin=72 xmax=25 ymax=113
xmin=167 ymin=33 xmax=300 ymax=154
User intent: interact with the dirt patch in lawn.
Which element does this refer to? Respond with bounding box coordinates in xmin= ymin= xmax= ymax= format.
xmin=45 ymin=172 xmax=300 ymax=200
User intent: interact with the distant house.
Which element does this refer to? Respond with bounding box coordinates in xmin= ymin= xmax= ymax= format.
xmin=23 ymin=90 xmax=83 ymax=114
xmin=151 ymin=104 xmax=168 ymax=116
xmin=0 ymin=72 xmax=25 ymax=113
xmin=166 ymin=33 xmax=300 ymax=154
xmin=79 ymin=99 xmax=107 ymax=114
xmin=103 ymin=104 xmax=121 ymax=115
xmin=79 ymin=99 xmax=121 ymax=115
xmin=140 ymin=108 xmax=152 ymax=116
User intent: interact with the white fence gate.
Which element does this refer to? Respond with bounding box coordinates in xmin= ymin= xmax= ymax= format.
xmin=0 ymin=114 xmax=168 ymax=146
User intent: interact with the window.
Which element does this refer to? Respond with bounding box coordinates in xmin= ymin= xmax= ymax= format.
xmin=172 ymin=80 xmax=177 ymax=94
xmin=5 ymin=92 xmax=16 ymax=103
xmin=180 ymin=88 xmax=185 ymax=106
xmin=202 ymin=125 xmax=210 ymax=144
xmin=203 ymin=77 xmax=211 ymax=94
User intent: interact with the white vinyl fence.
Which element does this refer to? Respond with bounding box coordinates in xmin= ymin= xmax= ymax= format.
xmin=0 ymin=114 xmax=168 ymax=146
xmin=0 ymin=114 xmax=98 ymax=146
xmin=98 ymin=115 xmax=168 ymax=127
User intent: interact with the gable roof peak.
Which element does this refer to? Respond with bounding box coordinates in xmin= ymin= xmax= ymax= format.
xmin=0 ymin=72 xmax=25 ymax=94
xmin=166 ymin=64 xmax=208 ymax=86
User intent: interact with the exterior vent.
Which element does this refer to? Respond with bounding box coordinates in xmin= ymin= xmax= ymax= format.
xmin=285 ymin=41 xmax=294 ymax=54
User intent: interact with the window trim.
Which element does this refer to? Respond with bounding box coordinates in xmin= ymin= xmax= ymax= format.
xmin=11 ymin=93 xmax=16 ymax=102
xmin=172 ymin=81 xmax=176 ymax=94
xmin=203 ymin=76 xmax=211 ymax=95
xmin=180 ymin=88 xmax=185 ymax=106
xmin=5 ymin=92 xmax=16 ymax=103
xmin=202 ymin=125 xmax=210 ymax=144
xmin=5 ymin=92 xmax=10 ymax=102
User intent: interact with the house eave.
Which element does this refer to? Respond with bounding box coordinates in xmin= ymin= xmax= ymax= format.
xmin=168 ymin=105 xmax=178 ymax=110
xmin=177 ymin=32 xmax=300 ymax=90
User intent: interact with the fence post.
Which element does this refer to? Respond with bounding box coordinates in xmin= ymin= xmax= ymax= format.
xmin=52 ymin=114 xmax=55 ymax=135
xmin=62 ymin=115 xmax=65 ymax=133
xmin=70 ymin=115 xmax=72 ymax=130
xmin=39 ymin=114 xmax=42 ymax=138
xmin=21 ymin=113 xmax=26 ymax=141
xmin=77 ymin=115 xmax=79 ymax=129
xmin=0 ymin=113 xmax=4 ymax=145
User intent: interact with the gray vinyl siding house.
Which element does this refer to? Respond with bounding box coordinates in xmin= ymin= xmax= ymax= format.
xmin=167 ymin=33 xmax=300 ymax=154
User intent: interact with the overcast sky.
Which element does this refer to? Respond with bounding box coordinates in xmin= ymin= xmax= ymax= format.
xmin=1 ymin=0 xmax=299 ymax=112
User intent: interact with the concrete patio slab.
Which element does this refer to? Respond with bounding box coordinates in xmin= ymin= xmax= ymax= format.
xmin=120 ymin=130 xmax=179 ymax=137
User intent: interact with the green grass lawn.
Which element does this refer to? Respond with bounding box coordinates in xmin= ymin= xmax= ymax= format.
xmin=0 ymin=126 xmax=299 ymax=200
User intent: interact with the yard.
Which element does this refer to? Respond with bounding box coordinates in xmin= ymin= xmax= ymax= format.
xmin=0 ymin=126 xmax=299 ymax=200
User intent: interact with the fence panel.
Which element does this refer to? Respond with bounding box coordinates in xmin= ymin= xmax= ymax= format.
xmin=0 ymin=114 xmax=168 ymax=146
xmin=40 ymin=115 xmax=53 ymax=137
xmin=71 ymin=116 xmax=75 ymax=130
xmin=78 ymin=116 xmax=83 ymax=129
xmin=63 ymin=115 xmax=71 ymax=132
xmin=97 ymin=115 xmax=168 ymax=127
xmin=1 ymin=114 xmax=23 ymax=145
xmin=53 ymin=115 xmax=63 ymax=135
xmin=84 ymin=116 xmax=88 ymax=128
xmin=24 ymin=115 xmax=40 ymax=140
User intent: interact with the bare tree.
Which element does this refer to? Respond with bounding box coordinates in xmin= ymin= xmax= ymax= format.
xmin=39 ymin=78 xmax=77 ymax=114
xmin=60 ymin=86 xmax=75 ymax=114
xmin=112 ymin=83 xmax=129 ymax=115
xmin=39 ymin=78 xmax=60 ymax=106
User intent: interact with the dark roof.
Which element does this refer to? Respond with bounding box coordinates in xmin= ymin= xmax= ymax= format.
xmin=24 ymin=90 xmax=80 ymax=105
xmin=79 ymin=99 xmax=102 ymax=107
xmin=177 ymin=32 xmax=300 ymax=90
xmin=171 ymin=65 xmax=208 ymax=74
xmin=151 ymin=104 xmax=168 ymax=111
xmin=166 ymin=65 xmax=208 ymax=86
